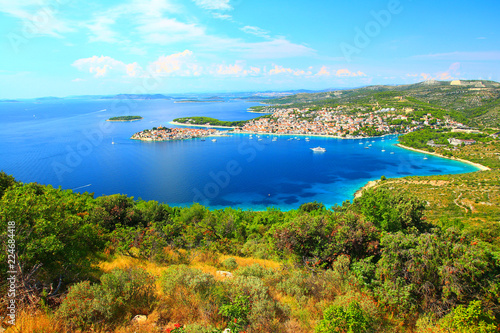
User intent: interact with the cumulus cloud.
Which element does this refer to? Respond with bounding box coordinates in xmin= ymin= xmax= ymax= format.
xmin=72 ymin=55 xmax=143 ymax=78
xmin=268 ymin=65 xmax=309 ymax=76
xmin=149 ymin=50 xmax=201 ymax=76
xmin=315 ymin=66 xmax=330 ymax=76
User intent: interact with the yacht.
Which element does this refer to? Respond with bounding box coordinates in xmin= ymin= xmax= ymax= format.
xmin=310 ymin=146 xmax=326 ymax=152
xmin=212 ymin=139 xmax=217 ymax=142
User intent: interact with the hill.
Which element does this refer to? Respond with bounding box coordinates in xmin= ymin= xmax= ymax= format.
xmin=267 ymin=80 xmax=500 ymax=128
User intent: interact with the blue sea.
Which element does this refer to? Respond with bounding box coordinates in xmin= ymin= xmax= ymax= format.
xmin=0 ymin=97 xmax=479 ymax=210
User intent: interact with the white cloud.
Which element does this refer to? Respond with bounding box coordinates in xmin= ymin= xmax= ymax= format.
xmin=192 ymin=0 xmax=232 ymax=11
xmin=315 ymin=66 xmax=330 ymax=76
xmin=0 ymin=0 xmax=74 ymax=38
xmin=137 ymin=17 xmax=205 ymax=44
xmin=149 ymin=50 xmax=201 ymax=76
xmin=241 ymin=25 xmax=270 ymax=38
xmin=212 ymin=12 xmax=232 ymax=20
xmin=268 ymin=65 xmax=308 ymax=76
xmin=86 ymin=16 xmax=119 ymax=43
xmin=72 ymin=55 xmax=143 ymax=78
xmin=335 ymin=69 xmax=366 ymax=77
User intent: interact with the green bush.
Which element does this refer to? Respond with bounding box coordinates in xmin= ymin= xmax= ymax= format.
xmin=222 ymin=257 xmax=238 ymax=270
xmin=235 ymin=263 xmax=274 ymax=279
xmin=57 ymin=267 xmax=156 ymax=330
xmin=443 ymin=301 xmax=497 ymax=333
xmin=315 ymin=301 xmax=372 ymax=333
xmin=160 ymin=265 xmax=216 ymax=299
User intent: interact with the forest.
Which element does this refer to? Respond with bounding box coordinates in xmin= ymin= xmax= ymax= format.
xmin=0 ymin=171 xmax=499 ymax=332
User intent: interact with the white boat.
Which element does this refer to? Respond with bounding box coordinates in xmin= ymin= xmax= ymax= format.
xmin=212 ymin=139 xmax=217 ymax=142
xmin=112 ymin=138 xmax=115 ymax=145
xmin=272 ymin=137 xmax=277 ymax=141
xmin=310 ymin=146 xmax=326 ymax=152
xmin=390 ymin=152 xmax=395 ymax=154
xmin=423 ymin=157 xmax=428 ymax=160
xmin=359 ymin=142 xmax=363 ymax=144
xmin=381 ymin=149 xmax=385 ymax=152
xmin=364 ymin=147 xmax=370 ymax=149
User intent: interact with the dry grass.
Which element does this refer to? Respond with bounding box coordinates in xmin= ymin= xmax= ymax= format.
xmin=5 ymin=310 xmax=63 ymax=333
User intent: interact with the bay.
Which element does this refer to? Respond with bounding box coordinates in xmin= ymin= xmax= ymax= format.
xmin=0 ymin=98 xmax=479 ymax=210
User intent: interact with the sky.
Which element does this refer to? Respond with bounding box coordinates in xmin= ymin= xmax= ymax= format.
xmin=0 ymin=0 xmax=499 ymax=98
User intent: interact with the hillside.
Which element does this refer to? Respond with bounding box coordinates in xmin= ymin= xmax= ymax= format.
xmin=267 ymin=80 xmax=500 ymax=127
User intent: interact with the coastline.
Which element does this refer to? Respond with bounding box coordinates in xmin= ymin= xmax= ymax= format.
xmin=354 ymin=180 xmax=380 ymax=199
xmin=353 ymin=142 xmax=491 ymax=200
xmin=395 ymin=144 xmax=491 ymax=171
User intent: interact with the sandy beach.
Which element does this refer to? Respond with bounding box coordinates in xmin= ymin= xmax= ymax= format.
xmin=396 ymin=144 xmax=491 ymax=171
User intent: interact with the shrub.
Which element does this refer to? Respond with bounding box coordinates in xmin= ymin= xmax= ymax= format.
xmin=443 ymin=301 xmax=497 ymax=333
xmin=160 ymin=265 xmax=216 ymax=299
xmin=236 ymin=263 xmax=274 ymax=279
xmin=222 ymin=257 xmax=238 ymax=270
xmin=315 ymin=302 xmax=372 ymax=333
xmin=56 ymin=281 xmax=103 ymax=330
xmin=57 ymin=268 xmax=157 ymax=330
xmin=299 ymin=201 xmax=325 ymax=213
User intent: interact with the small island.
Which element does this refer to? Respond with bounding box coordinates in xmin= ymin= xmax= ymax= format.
xmin=107 ymin=116 xmax=143 ymax=122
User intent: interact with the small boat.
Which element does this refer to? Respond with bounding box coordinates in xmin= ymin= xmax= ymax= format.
xmin=423 ymin=157 xmax=428 ymax=160
xmin=381 ymin=149 xmax=385 ymax=152
xmin=359 ymin=142 xmax=363 ymax=144
xmin=390 ymin=152 xmax=395 ymax=154
xmin=364 ymin=147 xmax=370 ymax=149
xmin=112 ymin=138 xmax=115 ymax=145
xmin=368 ymin=144 xmax=372 ymax=147
xmin=258 ymin=138 xmax=262 ymax=141
xmin=201 ymin=137 xmax=206 ymax=141
xmin=272 ymin=137 xmax=277 ymax=141
xmin=311 ymin=146 xmax=326 ymax=152
xmin=212 ymin=139 xmax=217 ymax=142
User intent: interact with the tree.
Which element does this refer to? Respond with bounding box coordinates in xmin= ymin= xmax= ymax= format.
xmin=0 ymin=183 xmax=104 ymax=304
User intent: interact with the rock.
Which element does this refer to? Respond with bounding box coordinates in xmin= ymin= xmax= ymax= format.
xmin=131 ymin=315 xmax=147 ymax=324
xmin=216 ymin=270 xmax=233 ymax=278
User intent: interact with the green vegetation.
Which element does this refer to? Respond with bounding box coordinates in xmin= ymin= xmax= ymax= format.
xmin=1 ymin=170 xmax=499 ymax=332
xmin=173 ymin=116 xmax=269 ymax=127
xmin=107 ymin=116 xmax=143 ymax=121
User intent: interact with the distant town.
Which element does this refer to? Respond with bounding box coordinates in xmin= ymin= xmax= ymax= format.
xmin=235 ymin=106 xmax=469 ymax=138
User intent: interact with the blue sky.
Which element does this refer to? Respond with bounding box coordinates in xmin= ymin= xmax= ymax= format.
xmin=0 ymin=0 xmax=499 ymax=98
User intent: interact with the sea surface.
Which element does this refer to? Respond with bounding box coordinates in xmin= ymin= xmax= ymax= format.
xmin=0 ymin=98 xmax=479 ymax=210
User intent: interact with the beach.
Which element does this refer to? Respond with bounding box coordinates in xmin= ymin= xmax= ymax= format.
xmin=396 ymin=144 xmax=490 ymax=171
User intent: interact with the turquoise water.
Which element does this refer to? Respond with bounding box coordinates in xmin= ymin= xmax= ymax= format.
xmin=0 ymin=98 xmax=479 ymax=210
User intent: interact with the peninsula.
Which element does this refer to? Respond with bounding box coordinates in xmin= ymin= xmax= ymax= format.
xmin=131 ymin=126 xmax=224 ymax=141
xmin=107 ymin=116 xmax=143 ymax=122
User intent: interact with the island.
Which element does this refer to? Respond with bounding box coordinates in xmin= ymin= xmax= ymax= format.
xmin=131 ymin=126 xmax=227 ymax=141
xmin=107 ymin=116 xmax=143 ymax=122
xmin=172 ymin=116 xmax=248 ymax=128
